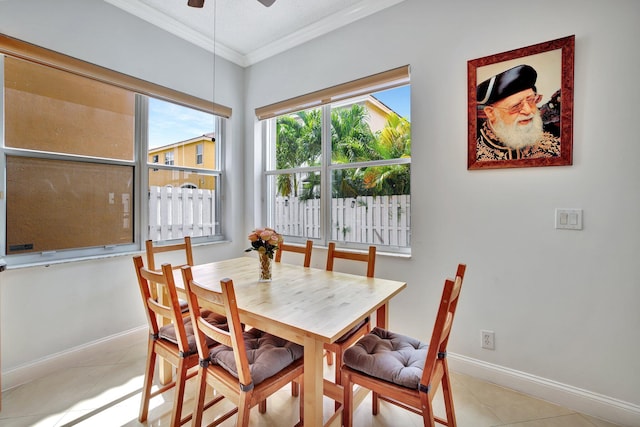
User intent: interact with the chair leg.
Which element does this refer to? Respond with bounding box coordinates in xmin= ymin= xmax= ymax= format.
xmin=332 ymin=346 xmax=345 ymax=411
xmin=341 ymin=370 xmax=354 ymax=427
xmin=298 ymin=375 xmax=304 ymax=427
xmin=170 ymin=358 xmax=189 ymax=427
xmin=421 ymin=398 xmax=437 ymax=427
xmin=259 ymin=399 xmax=267 ymax=414
xmin=325 ymin=349 xmax=334 ymax=365
xmin=139 ymin=340 xmax=156 ymax=422
xmin=441 ymin=363 xmax=457 ymax=426
xmin=237 ymin=393 xmax=252 ymax=427
xmin=191 ymin=368 xmax=208 ymax=427
xmin=372 ymin=391 xmax=380 ymax=415
xmin=291 ymin=380 xmax=300 ymax=397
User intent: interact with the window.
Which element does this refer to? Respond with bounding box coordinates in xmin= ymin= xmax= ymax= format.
xmin=164 ymin=151 xmax=174 ymax=165
xmin=258 ymin=66 xmax=411 ymax=253
xmin=0 ymin=35 xmax=230 ymax=267
xmin=147 ymin=98 xmax=222 ymax=241
xmin=196 ymin=143 xmax=203 ymax=164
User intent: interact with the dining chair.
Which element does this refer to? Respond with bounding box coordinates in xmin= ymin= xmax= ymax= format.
xmin=341 ymin=264 xmax=467 ymax=427
xmin=275 ymin=239 xmax=313 ymax=397
xmin=324 ymin=241 xmax=376 ymax=406
xmin=145 ymin=237 xmax=193 ymax=310
xmin=275 ymin=239 xmax=313 ymax=267
xmin=181 ymin=266 xmax=305 ymax=427
xmin=133 ymin=255 xmax=228 ymax=427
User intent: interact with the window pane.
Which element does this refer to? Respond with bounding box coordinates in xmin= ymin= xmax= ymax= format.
xmin=274 ymin=108 xmax=322 ymax=170
xmin=6 ymin=156 xmax=134 ymax=253
xmin=4 ymin=57 xmax=135 ymax=160
xmin=148 ymin=98 xmax=216 ymax=169
xmin=269 ymin=172 xmax=321 ymax=239
xmin=330 ymin=166 xmax=410 ymax=247
xmin=148 ymin=169 xmax=219 ymax=241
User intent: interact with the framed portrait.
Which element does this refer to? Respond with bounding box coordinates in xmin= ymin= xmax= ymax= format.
xmin=467 ymin=35 xmax=574 ymax=170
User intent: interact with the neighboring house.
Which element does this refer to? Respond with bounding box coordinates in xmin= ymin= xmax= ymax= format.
xmin=148 ymin=132 xmax=216 ymax=189
xmin=334 ymin=94 xmax=399 ymax=133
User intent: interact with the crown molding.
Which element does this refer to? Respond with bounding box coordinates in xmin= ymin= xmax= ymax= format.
xmin=105 ymin=0 xmax=405 ymax=67
xmin=245 ymin=0 xmax=406 ymax=65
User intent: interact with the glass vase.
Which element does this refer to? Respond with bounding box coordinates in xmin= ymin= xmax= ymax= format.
xmin=258 ymin=252 xmax=273 ymax=282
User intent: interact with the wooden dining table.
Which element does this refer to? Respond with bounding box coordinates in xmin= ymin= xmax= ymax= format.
xmin=171 ymin=255 xmax=406 ymax=427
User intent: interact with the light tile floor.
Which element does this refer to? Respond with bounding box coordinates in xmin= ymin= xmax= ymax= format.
xmin=0 ymin=338 xmax=621 ymax=427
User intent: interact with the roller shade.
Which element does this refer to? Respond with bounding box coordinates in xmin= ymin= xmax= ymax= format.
xmin=0 ymin=33 xmax=231 ymax=118
xmin=255 ymin=65 xmax=410 ymax=120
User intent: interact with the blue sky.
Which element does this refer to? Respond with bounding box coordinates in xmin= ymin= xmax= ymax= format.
xmin=148 ymin=98 xmax=215 ymax=148
xmin=373 ymin=85 xmax=411 ymax=121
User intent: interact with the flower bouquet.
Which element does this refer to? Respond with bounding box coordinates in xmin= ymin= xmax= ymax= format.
xmin=245 ymin=227 xmax=283 ymax=281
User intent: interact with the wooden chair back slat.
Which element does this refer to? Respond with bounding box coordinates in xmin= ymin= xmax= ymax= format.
xmin=275 ymin=240 xmax=313 ymax=267
xmin=326 ymin=242 xmax=376 ymax=277
xmin=146 ymin=236 xmax=194 ymax=272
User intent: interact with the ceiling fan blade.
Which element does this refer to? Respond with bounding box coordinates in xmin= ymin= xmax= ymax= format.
xmin=187 ymin=0 xmax=205 ymax=7
xmin=257 ymin=0 xmax=276 ymax=6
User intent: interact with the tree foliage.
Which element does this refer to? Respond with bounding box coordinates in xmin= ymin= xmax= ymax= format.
xmin=275 ymin=102 xmax=411 ymax=199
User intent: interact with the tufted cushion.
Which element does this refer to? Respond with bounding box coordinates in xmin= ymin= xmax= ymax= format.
xmin=159 ymin=310 xmax=228 ymax=354
xmin=342 ymin=327 xmax=428 ymax=389
xmin=209 ymin=328 xmax=304 ymax=385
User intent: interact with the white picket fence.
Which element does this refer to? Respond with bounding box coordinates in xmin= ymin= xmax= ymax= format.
xmin=149 ymin=187 xmax=411 ymax=247
xmin=274 ymin=195 xmax=411 ymax=247
xmin=148 ymin=186 xmax=217 ymax=241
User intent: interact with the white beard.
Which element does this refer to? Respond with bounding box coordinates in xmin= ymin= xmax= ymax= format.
xmin=491 ymin=112 xmax=544 ymax=150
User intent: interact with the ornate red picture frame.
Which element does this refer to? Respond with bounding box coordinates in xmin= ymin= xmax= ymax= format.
xmin=467 ymin=35 xmax=575 ymax=170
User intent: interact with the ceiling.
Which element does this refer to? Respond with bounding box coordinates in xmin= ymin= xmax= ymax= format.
xmin=105 ymin=0 xmax=406 ymax=67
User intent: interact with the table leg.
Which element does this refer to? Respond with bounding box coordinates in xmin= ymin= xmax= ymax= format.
xmin=303 ymin=336 xmax=324 ymax=426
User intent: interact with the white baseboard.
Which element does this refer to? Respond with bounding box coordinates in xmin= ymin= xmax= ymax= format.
xmin=448 ymin=353 xmax=640 ymax=427
xmin=2 ymin=326 xmax=147 ymax=392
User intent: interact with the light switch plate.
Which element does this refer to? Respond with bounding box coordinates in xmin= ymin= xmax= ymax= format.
xmin=555 ymin=208 xmax=583 ymax=230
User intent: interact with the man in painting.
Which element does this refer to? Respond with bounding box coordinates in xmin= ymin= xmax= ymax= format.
xmin=476 ymin=64 xmax=560 ymax=161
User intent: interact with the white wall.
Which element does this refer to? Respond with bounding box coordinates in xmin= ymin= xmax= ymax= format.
xmin=1 ymin=0 xmax=639 ymax=425
xmin=0 ymin=0 xmax=247 ymax=374
xmin=244 ymin=0 xmax=640 ymax=424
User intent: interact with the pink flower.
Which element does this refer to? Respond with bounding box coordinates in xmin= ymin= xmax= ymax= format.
xmin=246 ymin=227 xmax=283 ymax=258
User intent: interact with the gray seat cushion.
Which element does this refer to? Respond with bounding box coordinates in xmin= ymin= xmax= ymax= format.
xmin=209 ymin=328 xmax=303 ymax=385
xmin=342 ymin=327 xmax=428 ymax=389
xmin=335 ymin=318 xmax=368 ymax=343
xmin=159 ymin=310 xmax=228 ymax=354
xmin=178 ymin=298 xmax=190 ymax=313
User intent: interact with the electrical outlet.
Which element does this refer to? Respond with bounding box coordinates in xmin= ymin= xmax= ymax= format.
xmin=481 ymin=330 xmax=495 ymax=350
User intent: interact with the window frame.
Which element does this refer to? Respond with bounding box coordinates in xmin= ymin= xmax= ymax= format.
xmin=259 ymin=67 xmax=411 ymax=254
xmin=0 ymin=34 xmax=230 ymax=268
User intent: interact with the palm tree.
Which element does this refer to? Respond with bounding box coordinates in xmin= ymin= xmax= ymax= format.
xmin=362 ymin=113 xmax=411 ymax=195
xmin=331 ymin=104 xmax=377 ymax=163
xmin=275 ymin=105 xmax=411 ymax=199
xmin=330 ymin=104 xmax=378 ymax=198
xmin=275 ymin=110 xmax=322 ymax=197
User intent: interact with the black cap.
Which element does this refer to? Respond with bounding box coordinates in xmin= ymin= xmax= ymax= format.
xmin=477 ymin=65 xmax=537 ymax=105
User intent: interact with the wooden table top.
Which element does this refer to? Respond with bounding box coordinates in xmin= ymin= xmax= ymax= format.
xmin=175 ymin=256 xmax=407 ymax=345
